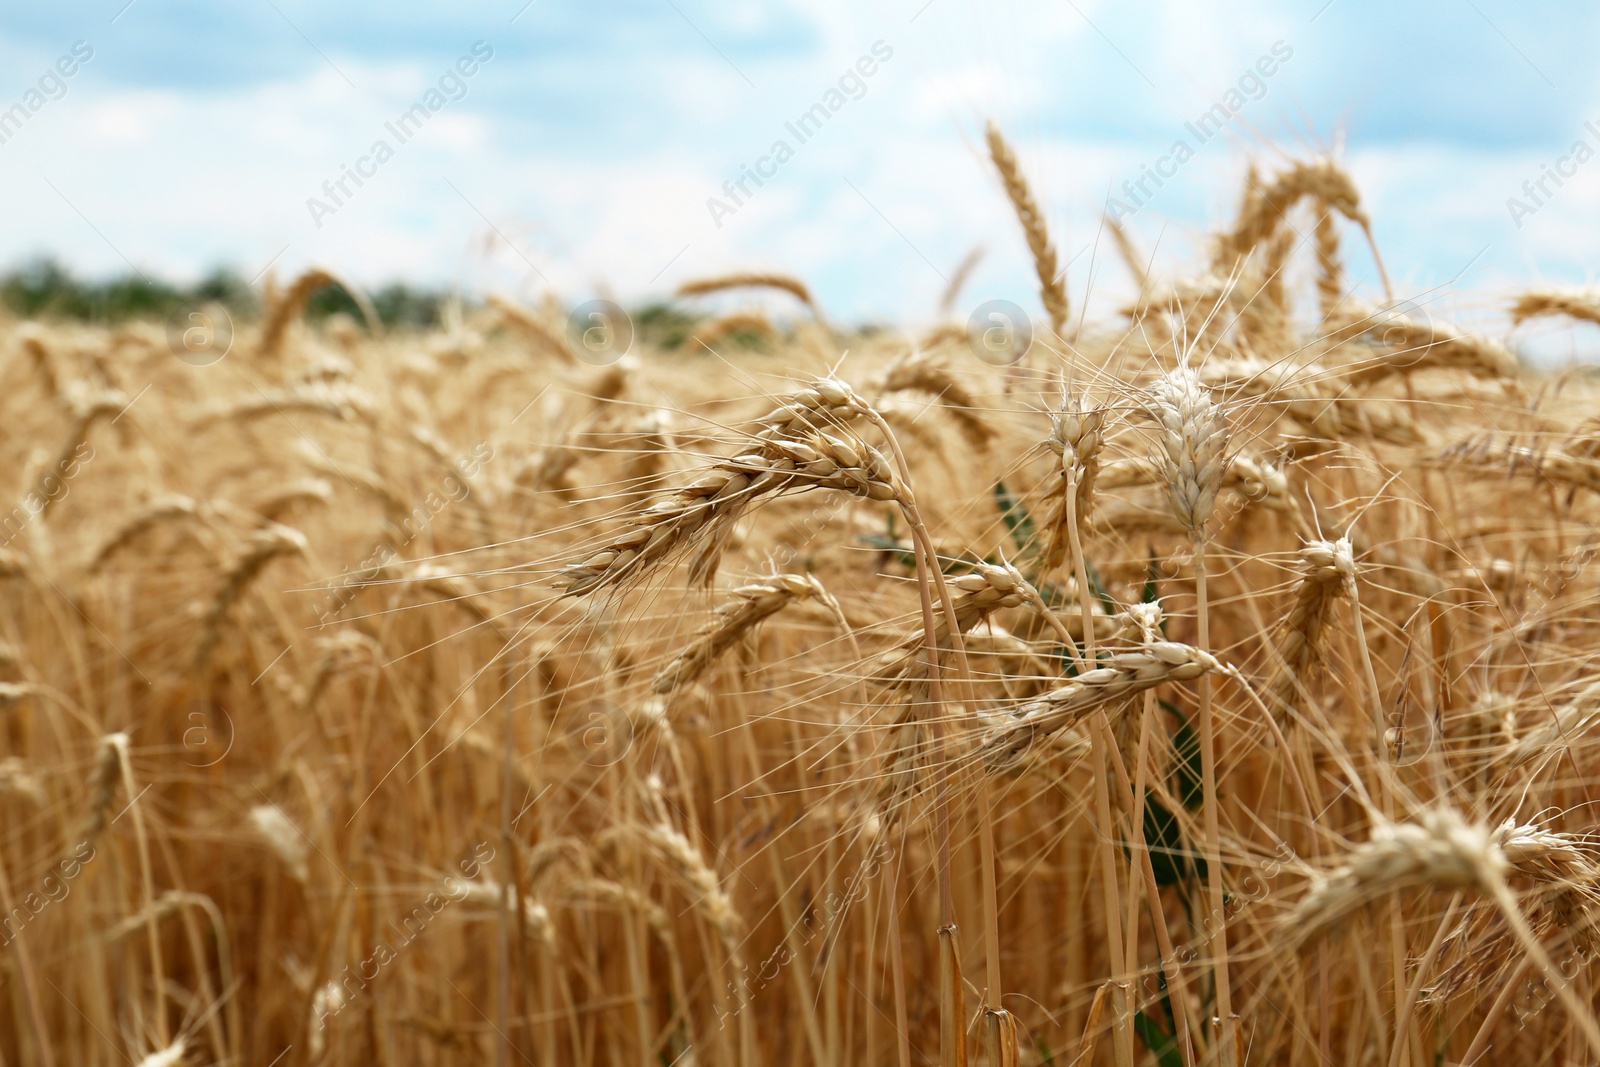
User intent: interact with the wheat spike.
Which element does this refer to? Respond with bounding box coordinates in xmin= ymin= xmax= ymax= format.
xmin=87 ymin=495 xmax=201 ymax=571
xmin=487 ymin=293 xmax=578 ymax=362
xmin=195 ymin=525 xmax=307 ymax=671
xmin=75 ymin=732 xmax=127 ymax=847
xmin=652 ymin=573 xmax=826 ymax=694
xmin=1506 ymin=677 xmax=1600 ymax=767
xmin=1510 ymin=288 xmax=1600 ymax=329
xmin=1269 ymin=538 xmax=1355 ymax=721
xmin=690 ymin=310 xmax=776 ymax=350
xmin=1146 ymin=365 xmax=1230 ymax=535
xmin=259 ymin=267 xmax=379 ymax=359
xmin=249 ymin=805 xmax=310 ymax=884
xmin=878 ymin=351 xmax=994 ymax=447
xmin=677 ymin=273 xmax=823 ymax=322
xmin=986 ymin=122 xmax=1069 ymax=336
xmin=1042 ymin=396 xmax=1105 ymax=568
xmin=1215 ymin=159 xmax=1367 ymax=274
xmin=638 ymin=822 xmax=741 ymax=954
xmin=559 ymin=378 xmax=898 ymax=596
xmin=978 ymin=640 xmax=1229 ymax=771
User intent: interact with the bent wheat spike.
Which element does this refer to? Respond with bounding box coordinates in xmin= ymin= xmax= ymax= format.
xmin=87 ymin=494 xmax=200 ymax=571
xmin=1347 ymin=305 xmax=1518 ymax=382
xmin=877 ymin=351 xmax=994 ymax=447
xmin=1288 ymin=812 xmax=1600 ymax=961
xmin=677 ymin=273 xmax=823 ymax=322
xmin=488 ymin=293 xmax=577 ymax=362
xmin=258 ymin=267 xmax=380 ymax=358
xmin=691 ymin=310 xmax=776 ymax=349
xmin=1270 ymin=538 xmax=1355 ymax=722
xmin=1214 ymin=158 xmax=1393 ymax=302
xmin=978 ymin=641 xmax=1228 ymax=771
xmin=653 ymin=573 xmax=826 ymax=693
xmin=559 ymin=378 xmax=899 ymax=596
xmin=195 ymin=525 xmax=307 ymax=671
xmin=1505 ymin=677 xmax=1600 ymax=767
xmin=1511 ymin=288 xmax=1600 ymax=329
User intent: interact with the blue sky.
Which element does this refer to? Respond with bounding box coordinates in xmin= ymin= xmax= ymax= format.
xmin=1 ymin=0 xmax=1597 ymax=333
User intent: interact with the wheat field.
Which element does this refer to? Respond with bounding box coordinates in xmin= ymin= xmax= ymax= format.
xmin=4 ymin=140 xmax=1600 ymax=1067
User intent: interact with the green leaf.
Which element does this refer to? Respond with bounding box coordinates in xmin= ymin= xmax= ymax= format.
xmin=994 ymin=481 xmax=1036 ymax=554
xmin=1142 ymin=556 xmax=1161 ymax=606
xmin=857 ymin=533 xmax=918 ymax=571
xmin=1133 ymin=1010 xmax=1184 ymax=1067
xmin=1171 ymin=718 xmax=1203 ymax=812
xmin=1079 ymin=554 xmax=1118 ymax=615
xmin=1142 ymin=796 xmax=1190 ymax=887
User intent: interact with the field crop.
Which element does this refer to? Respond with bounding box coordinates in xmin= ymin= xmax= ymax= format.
xmin=3 ymin=138 xmax=1600 ymax=1066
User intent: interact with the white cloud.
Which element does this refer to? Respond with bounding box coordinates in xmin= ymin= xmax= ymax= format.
xmin=0 ymin=0 xmax=1598 ymax=345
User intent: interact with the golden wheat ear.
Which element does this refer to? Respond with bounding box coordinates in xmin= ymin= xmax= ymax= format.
xmin=258 ymin=266 xmax=380 ymax=359
xmin=985 ymin=121 xmax=1069 ymax=338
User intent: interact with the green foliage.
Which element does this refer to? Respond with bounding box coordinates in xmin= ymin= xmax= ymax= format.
xmin=0 ymin=258 xmax=457 ymax=329
xmin=1142 ymin=797 xmax=1190 ymax=887
xmin=994 ymin=481 xmax=1037 ymax=554
xmin=1129 ymin=700 xmax=1208 ymax=888
xmin=1163 ymin=700 xmax=1203 ymax=810
xmin=305 ymin=281 xmax=445 ymax=330
xmin=1133 ymin=1009 xmax=1184 ymax=1067
xmin=0 ymin=258 xmax=199 ymax=321
xmin=632 ymin=302 xmax=698 ymax=349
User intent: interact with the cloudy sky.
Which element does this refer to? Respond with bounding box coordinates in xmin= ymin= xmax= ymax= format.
xmin=1 ymin=0 xmax=1596 ymax=333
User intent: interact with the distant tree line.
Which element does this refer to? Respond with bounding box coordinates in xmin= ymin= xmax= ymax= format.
xmin=0 ymin=260 xmax=878 ymax=349
xmin=0 ymin=259 xmax=450 ymax=329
